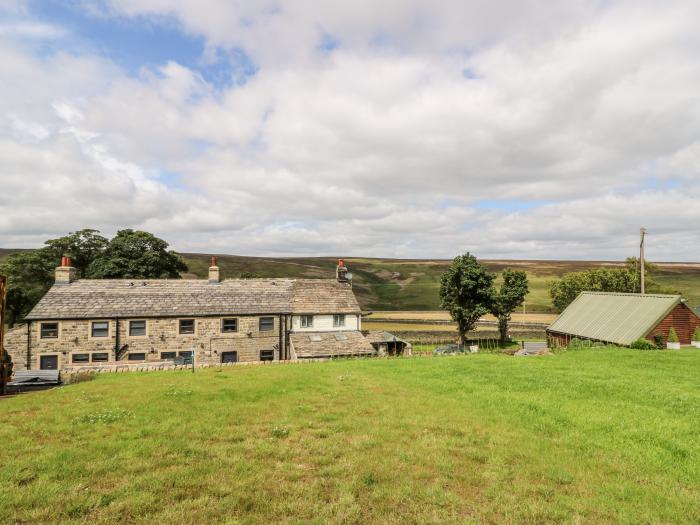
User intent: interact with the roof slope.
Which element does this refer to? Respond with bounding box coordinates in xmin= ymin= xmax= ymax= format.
xmin=25 ymin=278 xmax=360 ymax=320
xmin=547 ymin=292 xmax=682 ymax=345
xmin=291 ymin=280 xmax=360 ymax=314
xmin=290 ymin=331 xmax=376 ymax=359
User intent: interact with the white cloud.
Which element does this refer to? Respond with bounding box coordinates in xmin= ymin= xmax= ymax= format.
xmin=1 ymin=1 xmax=700 ymax=261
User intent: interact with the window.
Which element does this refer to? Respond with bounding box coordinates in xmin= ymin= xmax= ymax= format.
xmin=333 ymin=314 xmax=345 ymax=327
xmin=129 ymin=320 xmax=146 ymax=336
xmin=71 ymin=353 xmax=89 ymax=363
xmin=259 ymin=317 xmax=274 ymax=332
xmin=179 ymin=319 xmax=195 ymax=334
xmin=91 ymin=321 xmax=109 ymax=337
xmin=300 ymin=315 xmax=313 ymax=328
xmin=92 ymin=353 xmax=108 ymax=362
xmin=40 ymin=322 xmax=59 ymax=339
xmin=221 ymin=318 xmax=238 ymax=333
xmin=260 ymin=349 xmax=274 ymax=361
xmin=40 ymin=355 xmax=58 ymax=370
xmin=128 ymin=353 xmax=146 ymax=361
xmin=161 ymin=352 xmax=176 ymax=360
xmin=178 ymin=351 xmax=192 ymax=358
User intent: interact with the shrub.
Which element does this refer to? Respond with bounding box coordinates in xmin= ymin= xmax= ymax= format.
xmin=668 ymin=328 xmax=679 ymax=343
xmin=653 ymin=333 xmax=664 ymax=349
xmin=630 ymin=338 xmax=656 ymax=350
xmin=693 ymin=327 xmax=700 ymax=342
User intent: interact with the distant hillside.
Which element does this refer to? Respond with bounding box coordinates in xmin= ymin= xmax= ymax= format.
xmin=180 ymin=254 xmax=700 ymax=312
xmin=2 ymin=248 xmax=698 ymax=311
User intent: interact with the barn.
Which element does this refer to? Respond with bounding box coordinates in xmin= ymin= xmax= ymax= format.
xmin=546 ymin=292 xmax=700 ymax=347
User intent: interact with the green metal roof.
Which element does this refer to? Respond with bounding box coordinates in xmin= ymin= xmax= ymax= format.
xmin=547 ymin=292 xmax=683 ymax=346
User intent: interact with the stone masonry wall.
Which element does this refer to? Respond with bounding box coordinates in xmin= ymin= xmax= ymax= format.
xmin=6 ymin=315 xmax=285 ymax=370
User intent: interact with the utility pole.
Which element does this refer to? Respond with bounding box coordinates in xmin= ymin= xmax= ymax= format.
xmin=640 ymin=227 xmax=647 ymax=295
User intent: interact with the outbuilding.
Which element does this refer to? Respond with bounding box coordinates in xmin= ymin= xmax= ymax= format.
xmin=546 ymin=292 xmax=700 ymax=347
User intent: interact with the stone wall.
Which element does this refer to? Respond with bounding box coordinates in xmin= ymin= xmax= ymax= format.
xmin=6 ymin=315 xmax=286 ymax=370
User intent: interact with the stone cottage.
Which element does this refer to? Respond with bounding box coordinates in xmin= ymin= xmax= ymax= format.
xmin=5 ymin=258 xmax=375 ymax=371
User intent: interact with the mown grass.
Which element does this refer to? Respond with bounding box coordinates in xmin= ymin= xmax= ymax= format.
xmin=3 ymin=349 xmax=700 ymax=524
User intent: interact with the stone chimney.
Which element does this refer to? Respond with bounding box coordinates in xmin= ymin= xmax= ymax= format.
xmin=336 ymin=259 xmax=349 ymax=283
xmin=55 ymin=256 xmax=77 ymax=285
xmin=208 ymin=256 xmax=220 ymax=284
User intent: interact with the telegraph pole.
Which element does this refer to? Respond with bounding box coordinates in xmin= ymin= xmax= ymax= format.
xmin=640 ymin=227 xmax=647 ymax=294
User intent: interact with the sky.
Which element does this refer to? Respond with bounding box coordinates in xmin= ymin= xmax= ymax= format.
xmin=1 ymin=0 xmax=699 ymax=261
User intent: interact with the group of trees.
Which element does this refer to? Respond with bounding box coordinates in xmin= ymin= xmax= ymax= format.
xmin=549 ymin=257 xmax=668 ymax=312
xmin=439 ymin=253 xmax=529 ymax=344
xmin=0 ymin=229 xmax=187 ymax=325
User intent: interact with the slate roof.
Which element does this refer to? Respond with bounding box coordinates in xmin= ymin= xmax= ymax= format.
xmin=547 ymin=292 xmax=686 ymax=346
xmin=290 ymin=331 xmax=376 ymax=359
xmin=365 ymin=331 xmax=408 ymax=345
xmin=24 ymin=278 xmax=361 ymax=320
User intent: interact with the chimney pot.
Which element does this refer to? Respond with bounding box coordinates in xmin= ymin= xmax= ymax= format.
xmin=336 ymin=259 xmax=349 ymax=283
xmin=56 ymin=256 xmax=76 ymax=284
xmin=208 ymin=255 xmax=221 ymax=284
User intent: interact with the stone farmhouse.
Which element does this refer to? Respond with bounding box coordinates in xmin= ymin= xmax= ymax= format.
xmin=5 ymin=258 xmax=376 ymax=371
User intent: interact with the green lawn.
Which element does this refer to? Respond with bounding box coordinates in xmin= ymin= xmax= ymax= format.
xmin=3 ymin=349 xmax=700 ymax=524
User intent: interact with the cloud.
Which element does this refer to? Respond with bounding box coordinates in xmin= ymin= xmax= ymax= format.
xmin=0 ymin=1 xmax=700 ymax=261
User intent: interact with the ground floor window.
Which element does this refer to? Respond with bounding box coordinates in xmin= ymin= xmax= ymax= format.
xmin=221 ymin=351 xmax=238 ymax=363
xmin=71 ymin=353 xmax=90 ymax=364
xmin=161 ymin=352 xmax=176 ymax=360
xmin=40 ymin=355 xmax=58 ymax=370
xmin=260 ymin=349 xmax=274 ymax=361
xmin=92 ymin=353 xmax=109 ymax=362
xmin=178 ymin=351 xmax=192 ymax=357
xmin=128 ymin=353 xmax=146 ymax=361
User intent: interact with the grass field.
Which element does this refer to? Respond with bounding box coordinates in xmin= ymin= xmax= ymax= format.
xmin=3 ymin=349 xmax=700 ymax=524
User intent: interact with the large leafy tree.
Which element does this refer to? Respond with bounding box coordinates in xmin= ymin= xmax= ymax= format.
xmin=490 ymin=269 xmax=529 ymax=345
xmin=439 ymin=253 xmax=495 ymax=344
xmin=548 ymin=258 xmax=671 ymax=313
xmin=1 ymin=229 xmax=186 ymax=324
xmin=87 ymin=229 xmax=187 ymax=279
xmin=44 ymin=229 xmax=108 ymax=278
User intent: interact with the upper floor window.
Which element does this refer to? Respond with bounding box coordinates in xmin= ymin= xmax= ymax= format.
xmin=40 ymin=322 xmax=59 ymax=339
xmin=300 ymin=315 xmax=314 ymax=328
xmin=333 ymin=314 xmax=345 ymax=327
xmin=259 ymin=317 xmax=274 ymax=332
xmin=129 ymin=320 xmax=146 ymax=336
xmin=91 ymin=321 xmax=109 ymax=338
xmin=179 ymin=319 xmax=195 ymax=335
xmin=221 ymin=318 xmax=238 ymax=333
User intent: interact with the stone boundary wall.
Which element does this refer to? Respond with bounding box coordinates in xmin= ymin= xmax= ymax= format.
xmin=58 ymin=355 xmax=371 ymax=383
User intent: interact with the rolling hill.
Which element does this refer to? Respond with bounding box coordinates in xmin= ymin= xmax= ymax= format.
xmin=2 ymin=248 xmax=699 ymax=312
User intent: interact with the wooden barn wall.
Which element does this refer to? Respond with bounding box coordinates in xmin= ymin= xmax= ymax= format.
xmin=646 ymin=303 xmax=700 ymax=344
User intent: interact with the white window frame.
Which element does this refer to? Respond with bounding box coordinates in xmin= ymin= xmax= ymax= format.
xmin=333 ymin=314 xmax=345 ymax=327
xmin=300 ymin=315 xmax=314 ymax=328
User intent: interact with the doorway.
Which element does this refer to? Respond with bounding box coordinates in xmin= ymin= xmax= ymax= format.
xmin=40 ymin=355 xmax=58 ymax=370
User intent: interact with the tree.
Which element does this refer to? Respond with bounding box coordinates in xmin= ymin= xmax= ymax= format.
xmin=87 ymin=229 xmax=187 ymax=279
xmin=439 ymin=253 xmax=495 ymax=344
xmin=549 ymin=257 xmax=676 ymax=313
xmin=0 ymin=249 xmax=59 ymax=326
xmin=490 ymin=269 xmax=529 ymax=345
xmin=44 ymin=229 xmax=108 ymax=278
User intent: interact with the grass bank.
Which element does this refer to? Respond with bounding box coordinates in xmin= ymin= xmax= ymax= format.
xmin=3 ymin=349 xmax=700 ymax=523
